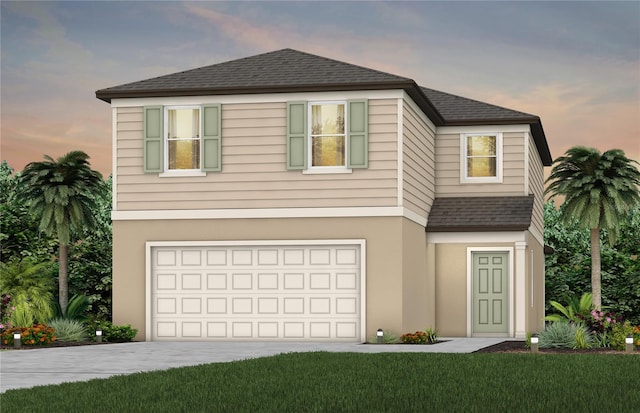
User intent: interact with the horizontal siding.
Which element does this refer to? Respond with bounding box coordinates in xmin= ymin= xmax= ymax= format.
xmin=115 ymin=99 xmax=399 ymax=211
xmin=529 ymin=134 xmax=545 ymax=237
xmin=402 ymin=101 xmax=435 ymax=218
xmin=435 ymin=132 xmax=526 ymax=197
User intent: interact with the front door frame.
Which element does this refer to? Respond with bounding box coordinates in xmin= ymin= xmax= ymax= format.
xmin=466 ymin=247 xmax=514 ymax=337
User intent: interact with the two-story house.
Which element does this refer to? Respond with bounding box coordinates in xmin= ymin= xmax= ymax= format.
xmin=96 ymin=49 xmax=552 ymax=342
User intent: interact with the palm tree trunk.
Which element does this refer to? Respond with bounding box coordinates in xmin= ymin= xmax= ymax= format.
xmin=590 ymin=227 xmax=602 ymax=310
xmin=59 ymin=243 xmax=69 ymax=314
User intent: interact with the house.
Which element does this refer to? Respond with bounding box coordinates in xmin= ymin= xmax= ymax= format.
xmin=96 ymin=49 xmax=552 ymax=342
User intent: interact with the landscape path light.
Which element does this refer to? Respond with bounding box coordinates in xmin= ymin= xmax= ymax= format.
xmin=530 ymin=334 xmax=539 ymax=353
xmin=13 ymin=333 xmax=21 ymax=348
xmin=96 ymin=330 xmax=103 ymax=343
xmin=626 ymin=335 xmax=634 ymax=353
xmin=377 ymin=328 xmax=383 ymax=344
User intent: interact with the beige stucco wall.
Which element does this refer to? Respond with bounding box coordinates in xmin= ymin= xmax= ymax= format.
xmin=526 ymin=233 xmax=546 ymax=333
xmin=113 ymin=216 xmax=430 ymax=341
xmin=432 ymin=243 xmax=469 ymax=336
xmin=429 ymin=237 xmax=545 ymax=337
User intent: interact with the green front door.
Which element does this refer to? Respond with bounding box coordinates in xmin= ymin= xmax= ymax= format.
xmin=473 ymin=252 xmax=509 ymax=334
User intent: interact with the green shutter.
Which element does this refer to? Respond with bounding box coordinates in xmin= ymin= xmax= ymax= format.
xmin=347 ymin=99 xmax=368 ymax=169
xmin=287 ymin=101 xmax=307 ymax=170
xmin=202 ymin=104 xmax=222 ymax=171
xmin=144 ymin=106 xmax=163 ymax=173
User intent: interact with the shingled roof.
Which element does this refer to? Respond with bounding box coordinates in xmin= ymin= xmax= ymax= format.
xmin=425 ymin=196 xmax=534 ymax=232
xmin=95 ymin=48 xmax=552 ymax=165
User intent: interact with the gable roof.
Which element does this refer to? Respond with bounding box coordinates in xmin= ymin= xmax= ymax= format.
xmin=425 ymin=196 xmax=535 ymax=232
xmin=95 ymin=48 xmax=551 ymax=165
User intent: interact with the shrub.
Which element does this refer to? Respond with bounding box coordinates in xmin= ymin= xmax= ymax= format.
xmin=401 ymin=328 xmax=438 ymax=344
xmin=0 ymin=257 xmax=54 ymax=324
xmin=577 ymin=309 xmax=621 ymax=334
xmin=544 ymin=292 xmax=592 ymax=323
xmin=539 ymin=321 xmax=593 ymax=349
xmin=0 ymin=293 xmax=14 ymax=330
xmin=424 ymin=327 xmax=438 ymax=344
xmin=89 ymin=320 xmax=138 ymax=342
xmin=610 ymin=320 xmax=634 ymax=350
xmin=51 ymin=294 xmax=90 ymax=321
xmin=49 ymin=318 xmax=88 ymax=342
xmin=1 ymin=324 xmax=56 ymax=346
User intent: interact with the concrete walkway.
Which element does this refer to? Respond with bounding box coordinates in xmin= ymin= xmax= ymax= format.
xmin=0 ymin=338 xmax=510 ymax=393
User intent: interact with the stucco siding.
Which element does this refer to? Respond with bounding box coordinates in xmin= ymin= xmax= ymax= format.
xmin=526 ymin=233 xmax=546 ymax=333
xmin=112 ymin=216 xmax=428 ymax=341
xmin=435 ymin=132 xmax=527 ymax=197
xmin=433 ymin=243 xmax=468 ymax=336
xmin=114 ymin=99 xmax=398 ymax=211
xmin=402 ymin=100 xmax=435 ymax=218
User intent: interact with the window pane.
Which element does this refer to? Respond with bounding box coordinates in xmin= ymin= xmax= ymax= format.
xmin=467 ymin=136 xmax=496 ymax=157
xmin=312 ymin=136 xmax=345 ymax=167
xmin=311 ymin=104 xmax=345 ymax=135
xmin=169 ymin=140 xmax=200 ymax=170
xmin=467 ymin=157 xmax=496 ymax=177
xmin=168 ymin=109 xmax=199 ymax=139
xmin=167 ymin=108 xmax=200 ymax=170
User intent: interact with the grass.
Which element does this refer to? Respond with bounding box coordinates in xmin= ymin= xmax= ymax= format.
xmin=1 ymin=352 xmax=638 ymax=412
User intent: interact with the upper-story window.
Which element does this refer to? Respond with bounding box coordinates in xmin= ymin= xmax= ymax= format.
xmin=143 ymin=104 xmax=221 ymax=175
xmin=166 ymin=106 xmax=200 ymax=170
xmin=286 ymin=100 xmax=368 ymax=173
xmin=461 ymin=133 xmax=503 ymax=183
xmin=310 ymin=102 xmax=346 ymax=168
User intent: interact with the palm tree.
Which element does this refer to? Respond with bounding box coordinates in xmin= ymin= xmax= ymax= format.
xmin=19 ymin=151 xmax=104 ymax=313
xmin=545 ymin=147 xmax=640 ymax=310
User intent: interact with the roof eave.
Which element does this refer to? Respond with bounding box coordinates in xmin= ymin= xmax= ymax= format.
xmin=426 ymin=224 xmax=531 ymax=232
xmin=95 ymin=80 xmax=416 ymax=103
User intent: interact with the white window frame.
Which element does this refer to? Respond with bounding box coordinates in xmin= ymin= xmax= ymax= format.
xmin=160 ymin=105 xmax=205 ymax=177
xmin=304 ymin=100 xmax=352 ymax=174
xmin=460 ymin=133 xmax=503 ymax=183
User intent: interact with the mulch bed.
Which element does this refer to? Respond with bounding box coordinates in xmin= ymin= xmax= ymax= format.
xmin=0 ymin=341 xmax=116 ymax=351
xmin=473 ymin=340 xmax=637 ymax=354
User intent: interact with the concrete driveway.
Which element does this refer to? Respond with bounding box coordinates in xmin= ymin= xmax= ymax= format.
xmin=0 ymin=338 xmax=509 ymax=393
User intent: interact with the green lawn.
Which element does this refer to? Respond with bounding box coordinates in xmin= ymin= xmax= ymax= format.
xmin=1 ymin=352 xmax=638 ymax=412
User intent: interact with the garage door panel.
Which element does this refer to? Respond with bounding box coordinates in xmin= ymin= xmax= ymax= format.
xmin=151 ymin=244 xmax=361 ymax=341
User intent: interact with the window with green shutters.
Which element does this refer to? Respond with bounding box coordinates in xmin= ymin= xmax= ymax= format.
xmin=143 ymin=104 xmax=221 ymax=174
xmin=286 ymin=100 xmax=368 ymax=171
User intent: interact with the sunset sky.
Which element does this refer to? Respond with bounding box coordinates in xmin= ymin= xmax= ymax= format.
xmin=2 ymin=1 xmax=639 ymax=177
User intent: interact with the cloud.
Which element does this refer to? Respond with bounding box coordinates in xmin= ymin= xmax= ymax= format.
xmin=486 ymin=83 xmax=640 ymax=163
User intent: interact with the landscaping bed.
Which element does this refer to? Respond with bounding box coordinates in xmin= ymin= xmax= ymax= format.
xmin=473 ymin=340 xmax=637 ymax=354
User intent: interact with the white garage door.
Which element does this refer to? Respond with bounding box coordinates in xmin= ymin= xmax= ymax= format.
xmin=149 ymin=242 xmax=362 ymax=341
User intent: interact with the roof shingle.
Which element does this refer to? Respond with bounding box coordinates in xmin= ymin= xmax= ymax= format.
xmin=425 ymin=196 xmax=534 ymax=232
xmin=95 ymin=48 xmax=552 ymax=165
xmin=96 ymin=49 xmax=413 ymax=97
xmin=421 ymin=87 xmax=538 ymax=124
